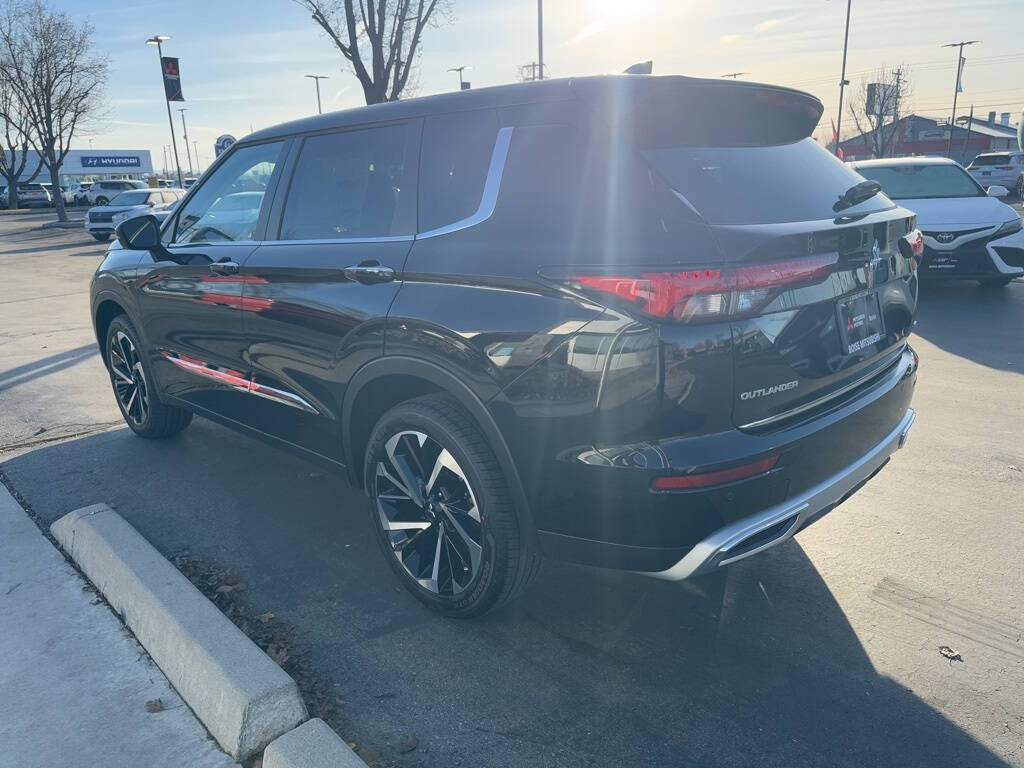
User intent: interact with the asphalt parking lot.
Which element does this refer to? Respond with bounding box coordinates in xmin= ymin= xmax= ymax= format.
xmin=2 ymin=210 xmax=1022 ymax=767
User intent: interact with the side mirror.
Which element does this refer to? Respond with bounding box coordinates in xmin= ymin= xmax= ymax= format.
xmin=116 ymin=214 xmax=161 ymax=250
xmin=987 ymin=185 xmax=1009 ymax=197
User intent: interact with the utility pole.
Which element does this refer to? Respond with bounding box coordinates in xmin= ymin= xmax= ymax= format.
xmin=177 ymin=108 xmax=194 ymax=175
xmin=887 ymin=66 xmax=903 ymax=158
xmin=162 ymin=145 xmax=168 ymax=177
xmin=146 ymin=35 xmax=183 ymax=189
xmin=943 ymin=40 xmax=980 ymax=157
xmin=304 ymin=74 xmax=328 ymax=115
xmin=537 ymin=0 xmax=544 ymax=80
xmin=192 ymin=141 xmax=200 ymax=174
xmin=834 ymin=0 xmax=852 ymax=157
xmin=961 ymin=104 xmax=975 ymax=163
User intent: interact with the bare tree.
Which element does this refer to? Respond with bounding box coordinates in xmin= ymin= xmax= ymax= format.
xmin=0 ymin=71 xmax=43 ymax=210
xmin=295 ymin=0 xmax=449 ymax=105
xmin=0 ymin=1 xmax=107 ymax=221
xmin=847 ymin=65 xmax=911 ymax=159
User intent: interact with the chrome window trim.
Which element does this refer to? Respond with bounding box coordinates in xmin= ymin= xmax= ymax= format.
xmin=259 ymin=235 xmax=414 ymax=246
xmin=417 ymin=125 xmax=515 ymax=239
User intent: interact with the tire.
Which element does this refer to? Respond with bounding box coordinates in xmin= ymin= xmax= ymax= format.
xmin=95 ymin=196 xmax=108 ymax=206
xmin=104 ymin=315 xmax=192 ymax=439
xmin=364 ymin=393 xmax=540 ymax=617
xmin=91 ymin=233 xmax=110 ymax=242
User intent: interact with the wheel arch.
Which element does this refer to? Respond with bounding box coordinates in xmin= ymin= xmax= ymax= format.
xmin=343 ymin=356 xmax=538 ymax=542
xmin=93 ymin=295 xmax=130 ymax=353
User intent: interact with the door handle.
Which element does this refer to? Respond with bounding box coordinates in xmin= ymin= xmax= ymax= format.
xmin=343 ymin=262 xmax=396 ymax=284
xmin=210 ymin=260 xmax=240 ymax=276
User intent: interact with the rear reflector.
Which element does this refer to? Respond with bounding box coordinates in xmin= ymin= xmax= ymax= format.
xmin=652 ymin=454 xmax=779 ymax=491
xmin=569 ymin=253 xmax=837 ymax=323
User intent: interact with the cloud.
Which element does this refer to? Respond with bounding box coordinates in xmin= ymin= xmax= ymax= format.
xmin=720 ymin=34 xmax=743 ymax=44
xmin=567 ymin=19 xmax=607 ymax=46
xmin=755 ymin=18 xmax=781 ymax=33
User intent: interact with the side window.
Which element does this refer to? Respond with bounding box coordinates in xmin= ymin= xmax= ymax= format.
xmin=172 ymin=141 xmax=284 ymax=245
xmin=418 ymin=109 xmax=498 ymax=232
xmin=279 ymin=123 xmax=415 ymax=240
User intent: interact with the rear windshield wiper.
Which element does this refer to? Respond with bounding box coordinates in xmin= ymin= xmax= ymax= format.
xmin=833 ymin=179 xmax=882 ymax=212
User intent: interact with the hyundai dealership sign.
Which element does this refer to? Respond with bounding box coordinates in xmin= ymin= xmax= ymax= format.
xmin=6 ymin=148 xmax=154 ymax=181
xmin=81 ymin=155 xmax=143 ymax=168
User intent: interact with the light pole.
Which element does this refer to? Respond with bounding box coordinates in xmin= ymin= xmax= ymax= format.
xmin=448 ymin=66 xmax=472 ymax=90
xmin=146 ymin=35 xmax=183 ymax=188
xmin=177 ymin=108 xmax=194 ymax=175
xmin=833 ymin=0 xmax=852 ymax=157
xmin=305 ymin=74 xmax=328 ymax=115
xmin=192 ymin=140 xmax=200 ymax=174
xmin=942 ymin=40 xmax=981 ymax=157
xmin=537 ymin=0 xmax=544 ymax=80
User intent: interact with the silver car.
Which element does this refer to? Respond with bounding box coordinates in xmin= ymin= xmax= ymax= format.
xmin=85 ymin=188 xmax=185 ymax=242
xmin=966 ymin=151 xmax=1024 ymax=198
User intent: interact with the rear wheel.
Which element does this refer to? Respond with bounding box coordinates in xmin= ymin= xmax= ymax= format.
xmin=91 ymin=233 xmax=110 ymax=242
xmin=364 ymin=394 xmax=540 ymax=617
xmin=105 ymin=315 xmax=192 ymax=438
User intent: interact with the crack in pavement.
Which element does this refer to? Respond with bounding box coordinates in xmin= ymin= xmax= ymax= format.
xmin=0 ymin=421 xmax=124 ymax=453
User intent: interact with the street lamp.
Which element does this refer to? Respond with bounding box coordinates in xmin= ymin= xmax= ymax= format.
xmin=177 ymin=108 xmax=194 ymax=175
xmin=833 ymin=0 xmax=853 ymax=157
xmin=146 ymin=34 xmax=183 ymax=188
xmin=537 ymin=0 xmax=544 ymax=80
xmin=448 ymin=66 xmax=472 ymax=90
xmin=305 ymin=74 xmax=328 ymax=115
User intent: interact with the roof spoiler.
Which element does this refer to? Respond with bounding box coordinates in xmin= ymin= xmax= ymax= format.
xmin=623 ymin=61 xmax=653 ymax=75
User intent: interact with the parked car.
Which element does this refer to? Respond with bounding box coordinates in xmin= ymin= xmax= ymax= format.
xmin=12 ymin=182 xmax=52 ymax=208
xmin=110 ymin=190 xmax=184 ymax=230
xmin=966 ymin=151 xmax=1024 ymax=198
xmin=85 ymin=179 xmax=148 ymax=206
xmin=92 ymin=75 xmax=919 ymax=616
xmin=85 ymin=188 xmax=184 ymax=242
xmin=68 ymin=182 xmax=93 ymax=206
xmin=852 ymin=156 xmax=1023 ymax=287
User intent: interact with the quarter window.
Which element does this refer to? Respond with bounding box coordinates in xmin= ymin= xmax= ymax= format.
xmin=172 ymin=141 xmax=284 ymax=245
xmin=279 ymin=124 xmax=416 ymax=240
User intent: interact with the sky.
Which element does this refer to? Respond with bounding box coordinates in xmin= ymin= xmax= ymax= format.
xmin=55 ymin=0 xmax=1024 ymax=173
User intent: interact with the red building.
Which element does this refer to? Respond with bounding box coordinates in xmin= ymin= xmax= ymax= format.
xmin=839 ymin=111 xmax=1019 ymax=164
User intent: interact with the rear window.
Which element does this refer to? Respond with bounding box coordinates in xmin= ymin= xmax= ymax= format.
xmin=644 ymin=138 xmax=892 ymax=224
xmin=110 ymin=190 xmax=149 ymax=206
xmin=854 ymin=163 xmax=985 ymax=200
xmin=970 ymin=154 xmax=1010 ymax=167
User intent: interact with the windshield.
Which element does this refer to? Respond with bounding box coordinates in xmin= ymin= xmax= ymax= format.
xmin=854 ymin=163 xmax=985 ymax=199
xmin=970 ymin=154 xmax=1010 ymax=167
xmin=109 ymin=190 xmax=149 ymax=206
xmin=643 ymin=138 xmax=892 ymax=224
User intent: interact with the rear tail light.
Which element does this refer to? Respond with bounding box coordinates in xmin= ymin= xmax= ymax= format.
xmin=568 ymin=253 xmax=837 ymax=323
xmin=652 ymin=453 xmax=779 ymax=491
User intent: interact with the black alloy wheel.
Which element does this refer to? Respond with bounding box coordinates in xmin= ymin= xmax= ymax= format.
xmin=108 ymin=329 xmax=150 ymax=428
xmin=365 ymin=394 xmax=540 ymax=617
xmin=104 ymin=315 xmax=192 ymax=438
xmin=95 ymin=196 xmax=108 ymax=206
xmin=374 ymin=429 xmax=484 ymax=596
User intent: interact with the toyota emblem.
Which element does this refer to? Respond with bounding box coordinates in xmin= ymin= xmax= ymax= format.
xmin=936 ymin=232 xmax=956 ymax=244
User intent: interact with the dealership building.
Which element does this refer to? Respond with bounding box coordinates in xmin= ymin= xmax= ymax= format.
xmin=4 ymin=149 xmax=154 ymax=184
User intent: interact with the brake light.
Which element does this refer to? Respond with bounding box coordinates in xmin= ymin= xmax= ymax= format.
xmin=652 ymin=453 xmax=779 ymax=491
xmin=569 ymin=253 xmax=837 ymax=323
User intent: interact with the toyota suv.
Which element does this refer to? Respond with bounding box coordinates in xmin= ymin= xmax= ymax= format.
xmin=91 ymin=75 xmax=919 ymax=616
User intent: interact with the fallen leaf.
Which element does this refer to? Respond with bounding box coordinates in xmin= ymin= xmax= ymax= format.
xmin=33 ymin=427 xmax=46 ymax=436
xmin=233 ymin=582 xmax=247 ymax=592
xmin=1009 ymin=465 xmax=1022 ymax=473
xmin=215 ymin=584 xmax=234 ymax=594
xmin=145 ymin=698 xmax=164 ymax=713
xmin=401 ymin=733 xmax=418 ymax=753
xmin=257 ymin=612 xmax=275 ymax=624
xmin=939 ymin=645 xmax=963 ymax=663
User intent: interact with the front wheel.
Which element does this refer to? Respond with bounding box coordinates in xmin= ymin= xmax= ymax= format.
xmin=105 ymin=315 xmax=192 ymax=438
xmin=94 ymin=196 xmax=108 ymax=206
xmin=364 ymin=394 xmax=540 ymax=617
xmin=91 ymin=233 xmax=110 ymax=242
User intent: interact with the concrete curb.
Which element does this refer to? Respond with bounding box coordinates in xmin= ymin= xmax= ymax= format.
xmin=41 ymin=219 xmax=85 ymax=229
xmin=51 ymin=504 xmax=307 ymax=761
xmin=263 ymin=719 xmax=366 ymax=768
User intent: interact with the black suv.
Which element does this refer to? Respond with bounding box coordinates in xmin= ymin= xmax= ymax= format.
xmin=91 ymin=75 xmax=920 ymax=616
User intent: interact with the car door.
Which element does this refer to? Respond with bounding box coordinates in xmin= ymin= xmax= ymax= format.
xmin=134 ymin=139 xmax=289 ymax=424
xmin=237 ymin=120 xmax=421 ymax=462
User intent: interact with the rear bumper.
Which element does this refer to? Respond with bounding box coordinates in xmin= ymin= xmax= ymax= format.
xmin=645 ymin=407 xmax=914 ymax=580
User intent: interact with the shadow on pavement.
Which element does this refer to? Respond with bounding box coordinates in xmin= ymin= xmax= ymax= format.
xmin=1 ymin=421 xmax=1011 ymax=768
xmin=913 ymin=279 xmax=1023 ymax=374
xmin=0 ymin=344 xmax=98 ymax=393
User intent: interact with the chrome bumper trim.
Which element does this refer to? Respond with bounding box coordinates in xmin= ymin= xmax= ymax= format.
xmin=646 ymin=407 xmax=916 ymax=581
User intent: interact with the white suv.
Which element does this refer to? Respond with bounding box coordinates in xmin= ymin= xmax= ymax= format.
xmin=85 ymin=180 xmax=148 ymax=206
xmin=967 ymin=152 xmax=1024 ymax=198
